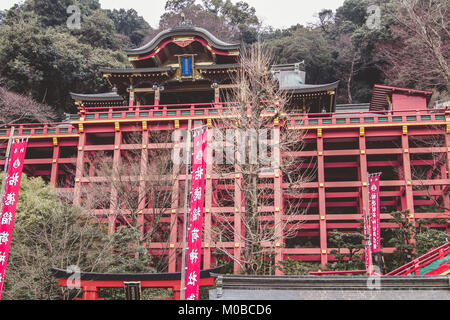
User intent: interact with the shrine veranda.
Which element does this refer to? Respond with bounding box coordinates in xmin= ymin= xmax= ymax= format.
xmin=1 ymin=23 xmax=449 ymax=275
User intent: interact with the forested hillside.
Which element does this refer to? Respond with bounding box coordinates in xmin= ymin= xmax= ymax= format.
xmin=0 ymin=0 xmax=448 ymax=121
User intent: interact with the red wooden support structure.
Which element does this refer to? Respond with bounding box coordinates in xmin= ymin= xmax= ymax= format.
xmin=1 ymin=106 xmax=449 ymax=274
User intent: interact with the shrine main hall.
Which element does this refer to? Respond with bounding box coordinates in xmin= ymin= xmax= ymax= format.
xmin=1 ymin=21 xmax=449 ymax=275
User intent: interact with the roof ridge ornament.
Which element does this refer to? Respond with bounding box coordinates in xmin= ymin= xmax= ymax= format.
xmin=174 ymin=12 xmax=194 ymax=30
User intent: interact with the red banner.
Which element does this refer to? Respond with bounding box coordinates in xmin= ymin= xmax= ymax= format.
xmin=185 ymin=127 xmax=207 ymax=300
xmin=0 ymin=140 xmax=27 ymax=299
xmin=368 ymin=174 xmax=381 ymax=253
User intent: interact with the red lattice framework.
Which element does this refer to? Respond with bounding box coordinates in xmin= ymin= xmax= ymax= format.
xmin=1 ymin=103 xmax=449 ymax=275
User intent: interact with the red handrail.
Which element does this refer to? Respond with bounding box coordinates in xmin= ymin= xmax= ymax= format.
xmin=385 ymin=242 xmax=450 ymax=276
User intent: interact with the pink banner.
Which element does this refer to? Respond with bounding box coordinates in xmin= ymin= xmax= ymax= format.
xmin=0 ymin=140 xmax=27 ymax=299
xmin=185 ymin=127 xmax=207 ymax=300
xmin=368 ymin=175 xmax=381 ymax=253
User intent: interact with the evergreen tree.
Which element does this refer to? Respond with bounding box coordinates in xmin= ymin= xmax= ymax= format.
xmin=328 ymin=230 xmax=365 ymax=271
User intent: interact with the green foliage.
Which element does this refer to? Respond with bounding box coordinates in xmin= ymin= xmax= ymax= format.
xmin=0 ymin=0 xmax=129 ymax=115
xmin=262 ymin=0 xmax=392 ymax=103
xmin=385 ymin=210 xmax=416 ymax=269
xmin=165 ymin=0 xmax=196 ymax=13
xmin=384 ymin=210 xmax=449 ymax=272
xmin=334 ymin=0 xmax=370 ymax=31
xmin=4 ymin=175 xmax=109 ymax=299
xmin=264 ymin=27 xmax=338 ymax=85
xmin=3 ymin=175 xmax=161 ymax=300
xmin=106 ymin=226 xmax=155 ymax=274
xmin=277 ymin=259 xmax=320 ymax=275
xmin=327 ymin=230 xmax=365 ymax=271
xmin=71 ymin=9 xmax=123 ymax=50
xmin=415 ymin=227 xmax=448 ymax=257
xmin=162 ymin=0 xmax=260 ymax=43
xmin=107 ymin=8 xmax=152 ymax=48
xmin=21 ymin=0 xmax=101 ymax=28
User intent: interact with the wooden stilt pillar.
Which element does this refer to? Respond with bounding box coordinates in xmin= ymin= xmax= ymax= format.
xmin=74 ymin=132 xmax=86 ymax=206
xmin=138 ymin=129 xmax=149 ymax=238
xmin=169 ymin=129 xmax=181 ymax=273
xmin=155 ymin=88 xmax=160 ymax=106
xmin=79 ymin=286 xmax=100 ymax=301
xmin=401 ymin=132 xmax=415 ymax=220
xmin=234 ymin=129 xmax=243 ymax=274
xmin=317 ymin=130 xmax=328 ymax=266
xmin=273 ymin=127 xmax=284 ymax=275
xmin=444 ymin=130 xmax=450 ymax=234
xmin=109 ymin=129 xmax=122 ymax=234
xmin=50 ymin=138 xmax=60 ymax=187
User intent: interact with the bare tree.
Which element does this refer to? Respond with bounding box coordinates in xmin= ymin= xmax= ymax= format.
xmin=0 ymin=86 xmax=56 ymax=127
xmin=209 ymin=43 xmax=314 ymax=275
xmin=376 ymin=0 xmax=450 ymax=92
xmin=142 ymin=5 xmax=240 ymax=45
xmin=80 ymin=131 xmax=181 ymax=273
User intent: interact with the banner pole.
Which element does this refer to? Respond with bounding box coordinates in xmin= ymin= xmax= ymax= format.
xmin=0 ymin=127 xmax=15 ymax=213
xmin=180 ymin=119 xmax=192 ymax=300
xmin=368 ymin=172 xmax=383 ymax=275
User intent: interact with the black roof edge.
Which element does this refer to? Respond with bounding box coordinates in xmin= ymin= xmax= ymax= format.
xmin=100 ymin=66 xmax=176 ymax=74
xmin=196 ymin=63 xmax=240 ymax=70
xmin=285 ymin=80 xmax=340 ymax=94
xmin=51 ymin=266 xmax=224 ymax=282
xmin=70 ymin=92 xmax=124 ymax=102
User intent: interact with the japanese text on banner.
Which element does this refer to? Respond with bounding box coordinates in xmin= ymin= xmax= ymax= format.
xmin=185 ymin=127 xmax=207 ymax=301
xmin=0 ymin=140 xmax=28 ymax=299
xmin=368 ymin=175 xmax=381 ymax=254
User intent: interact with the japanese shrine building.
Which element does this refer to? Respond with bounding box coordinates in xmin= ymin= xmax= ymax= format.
xmin=1 ymin=21 xmax=449 ymax=275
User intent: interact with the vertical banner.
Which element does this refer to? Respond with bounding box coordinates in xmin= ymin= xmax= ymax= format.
xmin=185 ymin=127 xmax=207 ymax=300
xmin=0 ymin=139 xmax=28 ymax=299
xmin=368 ymin=174 xmax=381 ymax=254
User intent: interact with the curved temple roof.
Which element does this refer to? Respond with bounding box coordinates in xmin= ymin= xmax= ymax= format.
xmin=125 ymin=25 xmax=240 ymax=57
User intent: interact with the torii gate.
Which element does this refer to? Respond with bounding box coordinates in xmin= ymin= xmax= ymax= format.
xmin=52 ymin=266 xmax=223 ymax=300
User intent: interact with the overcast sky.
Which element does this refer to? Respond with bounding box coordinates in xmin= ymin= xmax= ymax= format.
xmin=1 ymin=0 xmax=345 ymax=29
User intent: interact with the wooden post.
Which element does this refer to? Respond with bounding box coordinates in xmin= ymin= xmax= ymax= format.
xmin=317 ymin=131 xmax=327 ymax=266
xmin=180 ymin=119 xmax=192 ymax=300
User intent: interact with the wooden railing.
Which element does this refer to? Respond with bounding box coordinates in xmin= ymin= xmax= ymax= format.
xmin=288 ymin=108 xmax=448 ymax=128
xmin=385 ymin=242 xmax=450 ymax=276
xmin=78 ymin=103 xmax=447 ymax=127
xmin=0 ymin=123 xmax=78 ymax=138
xmin=1 ymin=106 xmax=447 ymax=139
